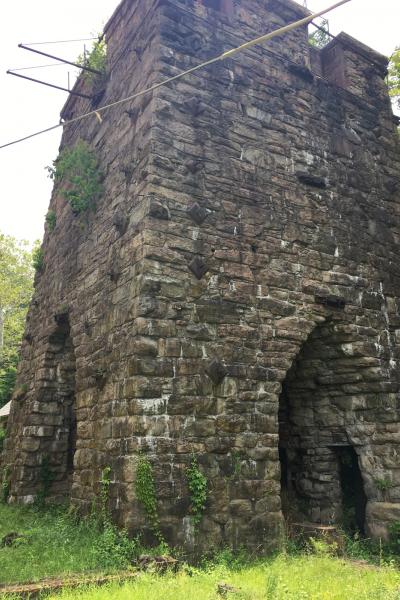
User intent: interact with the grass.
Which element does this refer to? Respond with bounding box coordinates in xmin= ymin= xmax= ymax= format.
xmin=1 ymin=504 xmax=400 ymax=599
xmin=48 ymin=555 xmax=400 ymax=600
xmin=0 ymin=504 xmax=136 ymax=585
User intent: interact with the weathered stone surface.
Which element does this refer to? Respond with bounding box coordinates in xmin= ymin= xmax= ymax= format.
xmin=188 ymin=256 xmax=208 ymax=280
xmin=187 ymin=202 xmax=209 ymax=225
xmin=296 ymin=172 xmax=328 ymax=189
xmin=2 ymin=0 xmax=400 ymax=555
xmin=366 ymin=502 xmax=400 ymax=540
xmin=206 ymin=359 xmax=228 ymax=386
xmin=148 ymin=200 xmax=170 ymax=220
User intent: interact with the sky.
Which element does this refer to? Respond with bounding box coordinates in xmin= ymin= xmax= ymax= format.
xmin=0 ymin=0 xmax=399 ymax=245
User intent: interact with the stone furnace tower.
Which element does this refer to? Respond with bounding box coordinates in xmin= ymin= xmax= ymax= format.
xmin=3 ymin=0 xmax=400 ymax=551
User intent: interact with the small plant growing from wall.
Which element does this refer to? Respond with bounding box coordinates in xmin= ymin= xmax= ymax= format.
xmin=1 ymin=466 xmax=10 ymax=504
xmin=374 ymin=476 xmax=393 ymax=500
xmin=186 ymin=456 xmax=208 ymax=529
xmin=77 ymin=37 xmax=107 ymax=86
xmin=47 ymin=140 xmax=103 ymax=215
xmin=32 ymin=245 xmax=44 ymax=273
xmin=45 ymin=210 xmax=57 ymax=232
xmin=135 ymin=455 xmax=164 ymax=543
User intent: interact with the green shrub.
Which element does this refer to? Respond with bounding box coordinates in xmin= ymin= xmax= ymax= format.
xmin=307 ymin=536 xmax=338 ymax=557
xmin=47 ymin=141 xmax=103 ymax=215
xmin=92 ymin=520 xmax=139 ymax=568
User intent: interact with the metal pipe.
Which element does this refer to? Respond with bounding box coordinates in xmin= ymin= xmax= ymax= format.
xmin=7 ymin=70 xmax=93 ymax=99
xmin=18 ymin=43 xmax=102 ymax=75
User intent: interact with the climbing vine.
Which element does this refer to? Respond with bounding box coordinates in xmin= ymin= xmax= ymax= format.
xmin=47 ymin=140 xmax=103 ymax=215
xmin=100 ymin=465 xmax=112 ymax=524
xmin=135 ymin=455 xmax=164 ymax=543
xmin=186 ymin=456 xmax=208 ymax=528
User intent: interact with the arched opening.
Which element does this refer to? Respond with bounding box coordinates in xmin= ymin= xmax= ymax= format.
xmin=48 ymin=312 xmax=77 ymax=495
xmin=278 ymin=319 xmax=368 ymax=533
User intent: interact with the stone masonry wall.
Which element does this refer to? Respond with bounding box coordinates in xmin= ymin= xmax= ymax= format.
xmin=3 ymin=0 xmax=400 ymax=552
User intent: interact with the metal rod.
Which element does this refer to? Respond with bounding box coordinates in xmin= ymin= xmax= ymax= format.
xmin=9 ymin=62 xmax=67 ymax=71
xmin=18 ymin=43 xmax=102 ymax=75
xmin=7 ymin=70 xmax=93 ymax=99
xmin=22 ymin=37 xmax=98 ymax=46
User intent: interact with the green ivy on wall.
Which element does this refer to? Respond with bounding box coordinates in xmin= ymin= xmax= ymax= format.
xmin=186 ymin=456 xmax=208 ymax=528
xmin=135 ymin=455 xmax=164 ymax=543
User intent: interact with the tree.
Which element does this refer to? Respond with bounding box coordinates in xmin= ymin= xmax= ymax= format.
xmin=308 ymin=18 xmax=331 ymax=50
xmin=388 ymin=47 xmax=400 ymax=109
xmin=0 ymin=234 xmax=35 ymax=408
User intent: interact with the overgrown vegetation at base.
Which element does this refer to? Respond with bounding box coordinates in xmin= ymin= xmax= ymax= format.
xmin=47 ymin=141 xmax=103 ymax=215
xmin=0 ymin=504 xmax=140 ymax=585
xmin=2 ymin=503 xmax=400 ymax=597
xmin=47 ymin=554 xmax=400 ymax=600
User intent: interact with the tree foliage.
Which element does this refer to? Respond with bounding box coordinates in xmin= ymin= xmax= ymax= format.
xmin=308 ymin=19 xmax=331 ymax=50
xmin=0 ymin=234 xmax=35 ymax=407
xmin=388 ymin=47 xmax=400 ymax=109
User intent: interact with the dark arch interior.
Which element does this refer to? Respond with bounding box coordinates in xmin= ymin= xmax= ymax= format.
xmin=48 ymin=314 xmax=77 ymax=495
xmin=278 ymin=320 xmax=367 ymax=533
